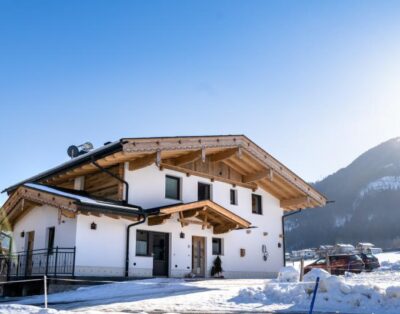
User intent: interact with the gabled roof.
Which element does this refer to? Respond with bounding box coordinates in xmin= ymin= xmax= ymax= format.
xmin=146 ymin=200 xmax=251 ymax=234
xmin=1 ymin=183 xmax=141 ymax=227
xmin=23 ymin=183 xmax=141 ymax=212
xmin=2 ymin=135 xmax=327 ymax=211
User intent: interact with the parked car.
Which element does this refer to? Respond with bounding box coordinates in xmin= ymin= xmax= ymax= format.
xmin=359 ymin=253 xmax=380 ymax=271
xmin=304 ymin=254 xmax=365 ymax=275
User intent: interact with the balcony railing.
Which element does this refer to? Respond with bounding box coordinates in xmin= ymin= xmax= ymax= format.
xmin=0 ymin=247 xmax=76 ymax=279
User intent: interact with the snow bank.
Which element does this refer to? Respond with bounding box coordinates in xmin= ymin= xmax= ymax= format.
xmin=378 ymin=260 xmax=400 ymax=271
xmin=0 ymin=304 xmax=59 ymax=314
xmin=238 ymin=270 xmax=400 ymax=313
xmin=277 ymin=266 xmax=299 ymax=283
xmin=303 ymin=268 xmax=330 ymax=282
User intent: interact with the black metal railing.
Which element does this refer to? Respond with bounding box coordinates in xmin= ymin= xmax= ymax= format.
xmin=0 ymin=247 xmax=76 ymax=279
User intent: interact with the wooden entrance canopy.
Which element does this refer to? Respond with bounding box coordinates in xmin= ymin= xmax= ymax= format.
xmin=147 ymin=200 xmax=251 ymax=234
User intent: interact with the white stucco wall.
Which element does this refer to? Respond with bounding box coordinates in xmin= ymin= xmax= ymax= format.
xmin=11 ymin=162 xmax=284 ymax=279
xmin=12 ymin=205 xmax=77 ymax=252
xmin=74 ymin=214 xmax=131 ymax=276
xmin=124 ymin=164 xmax=284 ymax=278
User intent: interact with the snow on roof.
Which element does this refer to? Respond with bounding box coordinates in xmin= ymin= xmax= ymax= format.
xmin=24 ymin=183 xmax=141 ymax=212
xmin=335 ymin=244 xmax=355 ymax=248
xmin=357 ymin=242 xmax=375 ymax=247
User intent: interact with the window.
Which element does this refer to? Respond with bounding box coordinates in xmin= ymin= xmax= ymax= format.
xmin=165 ymin=175 xmax=180 ymax=200
xmin=212 ymin=238 xmax=223 ymax=255
xmin=252 ymin=194 xmax=262 ymax=214
xmin=198 ymin=183 xmax=211 ymax=201
xmin=230 ymin=189 xmax=238 ymax=205
xmin=136 ymin=230 xmax=150 ymax=256
xmin=46 ymin=227 xmax=55 ymax=254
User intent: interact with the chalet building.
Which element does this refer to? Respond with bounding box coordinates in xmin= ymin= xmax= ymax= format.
xmin=1 ymin=135 xmax=326 ymax=282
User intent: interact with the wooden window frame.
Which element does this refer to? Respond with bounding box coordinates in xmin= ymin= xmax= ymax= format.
xmin=230 ymin=189 xmax=238 ymax=205
xmin=165 ymin=175 xmax=181 ymax=201
xmin=198 ymin=182 xmax=212 ymax=201
xmin=252 ymin=194 xmax=263 ymax=215
xmin=46 ymin=226 xmax=55 ymax=254
xmin=136 ymin=230 xmax=150 ymax=257
xmin=212 ymin=237 xmax=223 ymax=256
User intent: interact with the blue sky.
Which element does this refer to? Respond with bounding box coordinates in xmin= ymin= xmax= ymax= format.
xmin=1 ymin=0 xmax=400 ymax=204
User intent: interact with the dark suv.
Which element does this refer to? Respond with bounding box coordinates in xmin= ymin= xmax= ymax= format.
xmin=304 ymin=254 xmax=365 ymax=275
xmin=359 ymin=253 xmax=380 ymax=271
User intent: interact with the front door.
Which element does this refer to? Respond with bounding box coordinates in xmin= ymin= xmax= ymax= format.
xmin=25 ymin=231 xmax=35 ymax=275
xmin=152 ymin=232 xmax=169 ymax=277
xmin=192 ymin=236 xmax=206 ymax=277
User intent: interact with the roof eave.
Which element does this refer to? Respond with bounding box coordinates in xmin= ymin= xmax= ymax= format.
xmin=2 ymin=140 xmax=124 ymax=194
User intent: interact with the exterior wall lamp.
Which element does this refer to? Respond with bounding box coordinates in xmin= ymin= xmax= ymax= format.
xmin=90 ymin=222 xmax=97 ymax=230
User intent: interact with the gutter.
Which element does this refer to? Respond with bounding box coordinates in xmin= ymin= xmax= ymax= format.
xmin=125 ymin=213 xmax=147 ymax=277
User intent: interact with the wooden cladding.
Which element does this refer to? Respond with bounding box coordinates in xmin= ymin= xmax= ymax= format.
xmin=56 ymin=179 xmax=75 ymax=189
xmin=83 ymin=164 xmax=124 ymax=201
xmin=2 ymin=186 xmax=78 ymax=227
xmin=36 ymin=135 xmax=326 ymax=210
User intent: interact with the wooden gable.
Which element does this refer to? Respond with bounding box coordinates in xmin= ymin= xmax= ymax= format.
xmin=35 ymin=135 xmax=326 ymax=211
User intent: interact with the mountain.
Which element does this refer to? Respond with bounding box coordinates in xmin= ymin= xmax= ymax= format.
xmin=286 ymin=137 xmax=400 ymax=251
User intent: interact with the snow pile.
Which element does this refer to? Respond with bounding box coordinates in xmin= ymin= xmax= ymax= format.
xmin=238 ymin=268 xmax=400 ymax=313
xmin=304 ymin=268 xmax=330 ymax=282
xmin=0 ymin=304 xmax=59 ymax=314
xmin=277 ymin=266 xmax=299 ymax=283
xmin=378 ymin=260 xmax=400 ymax=271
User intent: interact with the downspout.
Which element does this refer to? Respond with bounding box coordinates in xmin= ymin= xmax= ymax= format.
xmin=91 ymin=159 xmax=130 ymax=204
xmin=125 ymin=213 xmax=147 ymax=277
xmin=90 ymin=157 xmax=147 ymax=277
xmin=281 ymin=209 xmax=302 ymax=267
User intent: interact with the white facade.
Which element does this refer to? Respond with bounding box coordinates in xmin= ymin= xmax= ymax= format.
xmin=13 ymin=205 xmax=77 ymax=252
xmin=12 ymin=163 xmax=285 ymax=279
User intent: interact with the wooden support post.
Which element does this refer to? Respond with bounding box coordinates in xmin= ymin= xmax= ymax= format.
xmin=300 ymin=257 xmax=304 ymax=282
xmin=202 ymin=213 xmax=208 ymax=230
xmin=326 ymin=253 xmax=331 ymax=274
xmin=156 ymin=150 xmax=162 ymax=168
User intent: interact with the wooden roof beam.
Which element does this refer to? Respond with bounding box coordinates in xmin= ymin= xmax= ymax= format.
xmin=243 ymin=169 xmax=273 ymax=183
xmin=160 ymin=163 xmax=257 ymax=191
xmin=182 ymin=208 xmax=204 ymax=218
xmin=148 ymin=214 xmax=171 ymax=226
xmin=104 ymin=213 xmax=121 ymax=220
xmin=280 ymin=196 xmax=310 ymax=209
xmin=208 ymin=148 xmax=240 ymax=163
xmin=129 ymin=153 xmax=157 ymax=171
xmin=213 ymin=224 xmax=235 ymax=234
xmin=172 ymin=150 xmax=203 ymax=166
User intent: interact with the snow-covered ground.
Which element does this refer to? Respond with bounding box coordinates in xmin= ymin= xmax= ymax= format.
xmin=1 ymin=251 xmax=400 ymax=314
